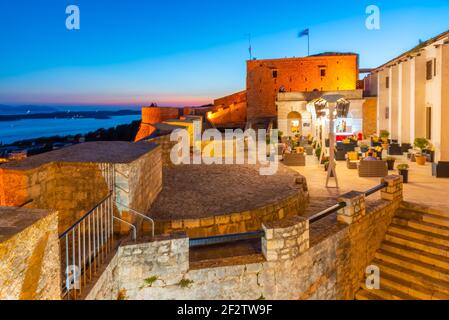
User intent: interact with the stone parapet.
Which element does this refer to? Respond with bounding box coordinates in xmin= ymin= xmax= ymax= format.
xmin=381 ymin=175 xmax=403 ymax=201
xmin=337 ymin=191 xmax=366 ymax=225
xmin=262 ymin=216 xmax=309 ymax=261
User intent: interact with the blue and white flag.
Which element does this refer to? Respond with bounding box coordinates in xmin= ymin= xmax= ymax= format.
xmin=298 ymin=29 xmax=309 ymax=38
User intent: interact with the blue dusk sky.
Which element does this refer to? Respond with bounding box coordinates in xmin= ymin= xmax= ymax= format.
xmin=0 ymin=0 xmax=448 ymax=107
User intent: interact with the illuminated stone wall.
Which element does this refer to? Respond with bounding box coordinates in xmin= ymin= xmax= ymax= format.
xmin=362 ymin=96 xmax=378 ymax=137
xmin=0 ymin=207 xmax=60 ymax=300
xmin=246 ymin=54 xmax=359 ymax=122
xmin=0 ymin=142 xmax=162 ymax=234
xmin=209 ymin=91 xmax=247 ymax=127
xmin=135 ymin=107 xmax=181 ymax=141
xmin=0 ymin=162 xmax=109 ymax=233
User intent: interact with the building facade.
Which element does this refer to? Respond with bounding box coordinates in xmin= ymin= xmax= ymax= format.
xmin=246 ymin=53 xmax=359 ymax=124
xmin=276 ymin=89 xmax=367 ymax=139
xmin=373 ymin=30 xmax=449 ymax=162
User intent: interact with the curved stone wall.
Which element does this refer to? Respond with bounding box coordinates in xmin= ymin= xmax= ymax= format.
xmin=151 ymin=191 xmax=307 ymax=238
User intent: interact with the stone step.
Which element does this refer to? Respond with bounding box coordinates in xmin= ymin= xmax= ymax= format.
xmin=392 ymin=217 xmax=449 ymax=238
xmin=372 ymin=259 xmax=449 ymax=295
xmin=379 ymin=272 xmax=449 ymax=300
xmin=379 ymin=242 xmax=449 ymax=276
xmin=400 ymin=202 xmax=449 ymax=219
xmin=355 ymin=289 xmax=385 ymax=300
xmin=396 ymin=209 xmax=449 ymax=228
xmin=385 ymin=232 xmax=449 ymax=258
xmin=361 ymin=282 xmax=416 ymax=300
xmin=389 ymin=224 xmax=449 ymax=247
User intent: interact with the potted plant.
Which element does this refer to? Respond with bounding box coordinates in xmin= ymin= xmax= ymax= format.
xmin=360 ymin=143 xmax=369 ymax=153
xmin=414 ymin=138 xmax=429 ymax=166
xmin=278 ymin=131 xmax=284 ymax=142
xmin=380 ymin=130 xmax=390 ymax=149
xmin=321 ymin=155 xmax=329 ymax=165
xmin=397 ymin=164 xmax=409 ymax=183
xmin=315 ymin=146 xmax=322 ymax=159
xmin=386 ymin=156 xmax=396 ymax=171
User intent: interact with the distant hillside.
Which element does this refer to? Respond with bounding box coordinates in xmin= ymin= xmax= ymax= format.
xmin=0 ymin=105 xmax=60 ymax=115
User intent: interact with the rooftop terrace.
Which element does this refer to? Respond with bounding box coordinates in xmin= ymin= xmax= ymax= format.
xmin=0 ymin=141 xmax=158 ymax=170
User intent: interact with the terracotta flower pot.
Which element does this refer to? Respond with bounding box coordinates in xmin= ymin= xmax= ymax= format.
xmin=416 ymin=155 xmax=427 ymax=166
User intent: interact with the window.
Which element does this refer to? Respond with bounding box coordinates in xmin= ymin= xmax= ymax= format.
xmin=426 ymin=107 xmax=432 ymax=140
xmin=434 ymin=58 xmax=437 ymax=76
xmin=386 ymin=77 xmax=390 ymax=89
xmin=426 ymin=60 xmax=433 ymax=80
xmin=272 ymin=70 xmax=278 ymax=78
xmin=320 ymin=69 xmax=326 ymax=77
xmin=385 ymin=107 xmax=389 ymax=120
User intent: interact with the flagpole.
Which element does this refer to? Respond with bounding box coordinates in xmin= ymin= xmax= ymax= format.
xmin=308 ymin=32 xmax=310 ymax=56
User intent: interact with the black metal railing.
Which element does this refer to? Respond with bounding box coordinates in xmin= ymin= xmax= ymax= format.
xmin=189 ymin=230 xmax=265 ymax=248
xmin=364 ymin=181 xmax=388 ymax=197
xmin=308 ymin=202 xmax=347 ymax=224
xmin=187 ymin=181 xmax=389 ymax=248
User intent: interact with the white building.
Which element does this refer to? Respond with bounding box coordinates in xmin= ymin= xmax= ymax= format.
xmin=373 ymin=30 xmax=449 ymax=163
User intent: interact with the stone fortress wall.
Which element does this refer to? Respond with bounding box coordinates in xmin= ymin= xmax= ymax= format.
xmin=87 ymin=176 xmax=403 ymax=300
xmin=246 ymin=54 xmax=359 ymax=122
xmin=0 ymin=142 xmax=163 ymax=234
xmin=0 ymin=207 xmax=60 ymax=300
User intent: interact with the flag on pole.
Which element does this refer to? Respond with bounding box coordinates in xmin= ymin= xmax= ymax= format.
xmin=298 ymin=29 xmax=309 ymax=38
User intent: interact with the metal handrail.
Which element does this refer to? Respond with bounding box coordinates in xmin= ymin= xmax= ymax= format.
xmin=115 ymin=184 xmax=130 ymax=194
xmin=113 ymin=216 xmax=136 ymax=241
xmin=309 ymin=181 xmax=389 ymax=224
xmin=59 ymin=193 xmax=114 ymax=300
xmin=189 ymin=230 xmax=265 ymax=248
xmin=365 ymin=181 xmax=388 ymax=197
xmin=115 ymin=201 xmax=155 ymax=237
xmin=308 ymin=202 xmax=347 ymax=224
xmin=18 ymin=199 xmax=34 ymax=208
xmin=59 ymin=193 xmax=113 ymax=239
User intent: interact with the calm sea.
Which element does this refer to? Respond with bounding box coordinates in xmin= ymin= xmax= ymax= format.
xmin=0 ymin=115 xmax=141 ymax=144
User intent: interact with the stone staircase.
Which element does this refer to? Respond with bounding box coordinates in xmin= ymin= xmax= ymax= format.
xmin=356 ymin=203 xmax=449 ymax=300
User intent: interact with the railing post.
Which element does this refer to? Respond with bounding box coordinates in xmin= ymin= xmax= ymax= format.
xmin=381 ymin=175 xmax=403 ymax=201
xmin=262 ymin=216 xmax=309 ymax=262
xmin=337 ymin=191 xmax=366 ymax=225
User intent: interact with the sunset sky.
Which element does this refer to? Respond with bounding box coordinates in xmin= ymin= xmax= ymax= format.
xmin=0 ymin=0 xmax=448 ymax=107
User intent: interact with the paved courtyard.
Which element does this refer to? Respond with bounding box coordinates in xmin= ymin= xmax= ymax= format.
xmin=291 ymin=155 xmax=449 ymax=215
xmin=148 ymin=163 xmax=305 ymax=220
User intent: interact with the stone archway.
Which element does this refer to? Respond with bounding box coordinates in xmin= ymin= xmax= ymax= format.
xmin=287 ymin=111 xmax=302 ymax=136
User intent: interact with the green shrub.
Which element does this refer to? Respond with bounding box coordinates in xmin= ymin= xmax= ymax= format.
xmin=178 ymin=278 xmax=194 ymax=288
xmin=414 ymin=138 xmax=429 ymax=151
xmin=397 ymin=164 xmax=409 ymax=170
xmin=144 ymin=276 xmax=158 ymax=287
xmin=380 ymin=130 xmax=390 ymax=139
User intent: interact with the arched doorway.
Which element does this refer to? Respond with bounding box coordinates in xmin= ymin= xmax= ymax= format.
xmin=287 ymin=111 xmax=302 ymax=136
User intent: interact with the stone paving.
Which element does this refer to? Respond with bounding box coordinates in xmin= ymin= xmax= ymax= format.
xmin=148 ymin=163 xmax=306 ymax=220
xmin=292 ymin=155 xmax=449 ymax=216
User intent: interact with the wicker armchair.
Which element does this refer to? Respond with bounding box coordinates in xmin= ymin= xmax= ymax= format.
xmin=346 ymin=158 xmax=359 ymax=170
xmin=358 ymin=160 xmax=388 ymax=177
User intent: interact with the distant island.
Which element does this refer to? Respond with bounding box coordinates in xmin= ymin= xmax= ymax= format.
xmin=0 ymin=109 xmax=141 ymax=122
